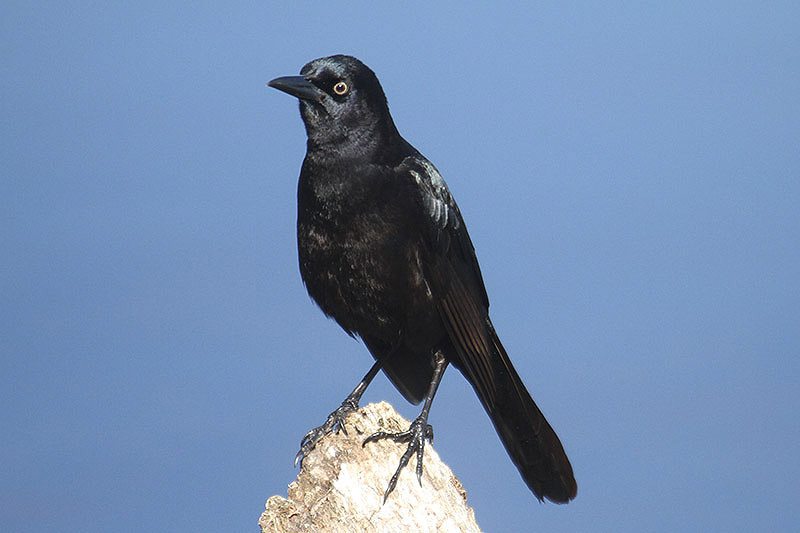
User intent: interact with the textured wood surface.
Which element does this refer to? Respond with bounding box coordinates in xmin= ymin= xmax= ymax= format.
xmin=259 ymin=402 xmax=482 ymax=533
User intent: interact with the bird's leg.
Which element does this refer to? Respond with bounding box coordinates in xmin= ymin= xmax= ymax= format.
xmin=295 ymin=358 xmax=383 ymax=468
xmin=363 ymin=350 xmax=448 ymax=503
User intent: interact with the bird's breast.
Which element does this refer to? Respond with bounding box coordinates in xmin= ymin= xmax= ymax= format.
xmin=296 ymin=183 xmax=435 ymax=340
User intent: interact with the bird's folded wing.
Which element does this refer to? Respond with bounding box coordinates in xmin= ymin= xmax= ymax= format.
xmin=398 ymin=154 xmax=496 ymax=388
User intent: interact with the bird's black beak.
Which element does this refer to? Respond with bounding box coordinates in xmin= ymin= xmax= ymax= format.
xmin=267 ymin=76 xmax=321 ymax=102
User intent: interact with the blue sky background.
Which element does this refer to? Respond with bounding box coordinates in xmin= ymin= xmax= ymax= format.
xmin=3 ymin=2 xmax=799 ymax=531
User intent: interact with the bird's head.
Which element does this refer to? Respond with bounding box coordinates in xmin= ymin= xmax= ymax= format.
xmin=268 ymin=55 xmax=401 ymax=156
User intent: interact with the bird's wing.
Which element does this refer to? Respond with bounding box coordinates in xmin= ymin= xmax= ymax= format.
xmin=398 ymin=154 xmax=497 ymax=397
xmin=398 ymin=154 xmax=577 ymax=503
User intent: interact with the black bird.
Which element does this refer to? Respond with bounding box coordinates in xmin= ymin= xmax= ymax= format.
xmin=268 ymin=55 xmax=577 ymax=503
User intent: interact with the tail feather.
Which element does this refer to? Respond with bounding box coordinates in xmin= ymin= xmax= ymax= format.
xmin=472 ymin=323 xmax=576 ymax=503
xmin=436 ymin=264 xmax=576 ymax=501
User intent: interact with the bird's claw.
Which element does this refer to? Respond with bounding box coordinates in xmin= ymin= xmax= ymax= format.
xmin=294 ymin=398 xmax=359 ymax=468
xmin=363 ymin=415 xmax=434 ymax=502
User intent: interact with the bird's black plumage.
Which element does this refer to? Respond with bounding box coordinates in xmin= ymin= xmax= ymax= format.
xmin=268 ymin=55 xmax=577 ymax=503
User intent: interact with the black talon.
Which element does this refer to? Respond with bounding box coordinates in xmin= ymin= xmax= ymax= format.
xmin=294 ymin=399 xmax=356 ymax=467
xmin=362 ymin=352 xmax=447 ymax=502
xmin=364 ymin=415 xmax=434 ymax=501
xmin=293 ymin=360 xmax=382 ymax=468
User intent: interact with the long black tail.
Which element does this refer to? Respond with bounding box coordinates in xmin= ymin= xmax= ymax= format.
xmin=437 ymin=265 xmax=577 ymax=502
xmin=466 ymin=322 xmax=577 ymax=503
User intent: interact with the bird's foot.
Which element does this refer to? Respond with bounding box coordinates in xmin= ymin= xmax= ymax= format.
xmin=294 ymin=397 xmax=359 ymax=468
xmin=363 ymin=415 xmax=434 ymax=502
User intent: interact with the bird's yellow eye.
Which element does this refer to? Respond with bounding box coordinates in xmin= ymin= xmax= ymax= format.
xmin=333 ymin=81 xmax=349 ymax=95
